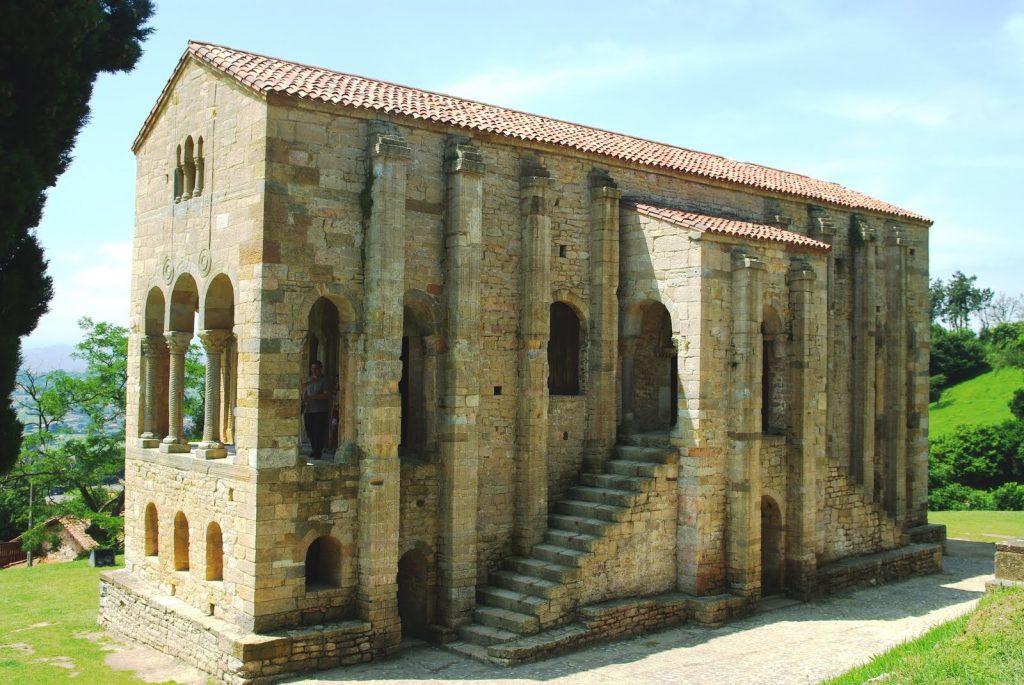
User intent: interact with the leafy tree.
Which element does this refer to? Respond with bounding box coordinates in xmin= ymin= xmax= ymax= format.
xmin=1012 ymin=389 xmax=1024 ymax=423
xmin=929 ymin=278 xmax=947 ymax=323
xmin=184 ymin=343 xmax=206 ymax=440
xmin=940 ymin=271 xmax=993 ymax=331
xmin=929 ymin=420 xmax=1024 ymax=491
xmin=985 ymin=321 xmax=1024 ymax=371
xmin=0 ymin=1 xmax=153 ymax=475
xmin=930 ymin=324 xmax=989 ymax=388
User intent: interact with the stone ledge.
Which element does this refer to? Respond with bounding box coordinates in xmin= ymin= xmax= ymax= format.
xmin=907 ymin=523 xmax=947 ymax=547
xmin=993 ymin=537 xmax=1024 ymax=585
xmin=99 ymin=570 xmax=375 ymax=684
xmin=816 ymin=543 xmax=943 ymax=596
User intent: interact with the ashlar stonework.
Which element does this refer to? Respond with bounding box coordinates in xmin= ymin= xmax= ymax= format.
xmin=98 ymin=42 xmax=945 ymax=684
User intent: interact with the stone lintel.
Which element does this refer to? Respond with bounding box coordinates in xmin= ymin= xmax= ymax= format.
xmin=445 ymin=136 xmax=484 ymax=175
xmin=851 ymin=214 xmax=876 ymax=242
xmin=731 ymin=249 xmax=764 ymax=271
xmin=158 ymin=441 xmax=191 ymax=454
xmin=368 ymin=120 xmax=411 ymax=160
xmin=808 ymin=205 xmax=835 ymax=237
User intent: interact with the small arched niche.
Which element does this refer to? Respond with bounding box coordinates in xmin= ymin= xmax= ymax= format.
xmin=305 ymin=535 xmax=342 ymax=591
xmin=144 ymin=503 xmax=159 ymax=557
xmin=627 ymin=300 xmax=677 ymax=432
xmin=205 ymin=522 xmax=223 ymax=581
xmin=173 ymin=511 xmax=190 ymax=572
xmin=397 ymin=546 xmax=432 ymax=638
xmin=761 ymin=496 xmax=784 ymax=595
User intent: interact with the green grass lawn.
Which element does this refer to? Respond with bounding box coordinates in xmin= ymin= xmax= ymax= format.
xmin=823 ymin=586 xmax=1024 ymax=685
xmin=929 ymin=510 xmax=1024 ymax=543
xmin=929 ymin=367 xmax=1024 ymax=440
xmin=0 ymin=557 xmax=176 ymax=684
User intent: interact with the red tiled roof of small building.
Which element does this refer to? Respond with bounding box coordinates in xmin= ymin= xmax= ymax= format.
xmin=627 ymin=203 xmax=831 ymax=253
xmin=137 ymin=41 xmax=929 ymax=223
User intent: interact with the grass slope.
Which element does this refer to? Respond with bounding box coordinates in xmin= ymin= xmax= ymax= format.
xmin=928 ymin=510 xmax=1024 ymax=543
xmin=0 ymin=558 xmax=175 ymax=684
xmin=823 ymin=587 xmax=1024 ymax=685
xmin=929 ymin=367 xmax=1024 ymax=440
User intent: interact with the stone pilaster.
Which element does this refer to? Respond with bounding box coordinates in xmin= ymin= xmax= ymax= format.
xmin=196 ymin=329 xmax=231 ymax=459
xmin=727 ymin=250 xmax=764 ymax=597
xmin=438 ymin=137 xmax=484 ymax=627
xmin=883 ymin=222 xmax=909 ymax=527
xmin=785 ymin=258 xmax=821 ymax=596
xmin=583 ymin=169 xmax=620 ymax=474
xmin=850 ymin=216 xmax=877 ymax=498
xmin=160 ymin=331 xmax=193 ymax=454
xmin=139 ymin=335 xmax=168 ymax=448
xmin=355 ymin=120 xmax=409 ymax=648
xmin=515 ymin=157 xmax=551 ymax=555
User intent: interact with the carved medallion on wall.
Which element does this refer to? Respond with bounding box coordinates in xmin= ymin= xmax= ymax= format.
xmin=198 ymin=248 xmax=212 ymax=277
xmin=162 ymin=256 xmax=174 ymax=285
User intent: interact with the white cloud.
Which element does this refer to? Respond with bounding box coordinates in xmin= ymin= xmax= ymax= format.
xmin=24 ymin=240 xmax=132 ymax=349
xmin=1004 ymin=12 xmax=1024 ymax=59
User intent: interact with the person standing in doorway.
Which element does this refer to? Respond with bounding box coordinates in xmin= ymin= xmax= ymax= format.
xmin=301 ymin=360 xmax=331 ymax=459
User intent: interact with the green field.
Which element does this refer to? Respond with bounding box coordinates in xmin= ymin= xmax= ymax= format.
xmin=929 ymin=367 xmax=1024 ymax=440
xmin=929 ymin=510 xmax=1024 ymax=543
xmin=824 ymin=586 xmax=1024 ymax=685
xmin=0 ymin=558 xmax=175 ymax=685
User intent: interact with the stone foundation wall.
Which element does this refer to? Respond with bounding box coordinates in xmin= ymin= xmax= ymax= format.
xmin=820 ymin=463 xmax=901 ymax=562
xmin=816 ymin=543 xmax=941 ymax=595
xmin=547 ymin=396 xmax=587 ymax=505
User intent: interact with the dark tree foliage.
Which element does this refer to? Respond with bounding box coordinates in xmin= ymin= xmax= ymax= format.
xmin=929 ymin=323 xmax=989 ymax=390
xmin=0 ymin=1 xmax=153 ymax=474
xmin=940 ymin=271 xmax=993 ymax=331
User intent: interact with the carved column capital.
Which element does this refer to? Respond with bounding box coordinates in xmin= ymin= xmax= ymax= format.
xmin=808 ymin=205 xmax=835 ymax=237
xmin=164 ymin=331 xmax=192 ymax=355
xmin=445 ymin=137 xmax=485 ymax=175
xmin=787 ymin=258 xmax=816 ymax=288
xmin=368 ymin=120 xmax=411 ymax=160
xmin=732 ymin=249 xmax=765 ymax=271
xmin=141 ymin=334 xmax=168 ymax=358
xmin=198 ymin=329 xmax=232 ymax=354
xmin=851 ymin=214 xmax=876 ymax=243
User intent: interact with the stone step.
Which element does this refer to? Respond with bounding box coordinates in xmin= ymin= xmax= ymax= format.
xmin=478 ymin=586 xmax=548 ymax=615
xmin=532 ymin=543 xmax=587 ymax=567
xmin=492 ymin=569 xmax=561 ymax=598
xmin=505 ymin=556 xmax=579 ymax=584
xmin=605 ymin=459 xmax=663 ymax=478
xmin=614 ymin=444 xmax=676 ymax=464
xmin=555 ymin=499 xmax=628 ymax=522
xmin=568 ymin=485 xmax=636 ymax=507
xmin=444 ymin=640 xmax=494 ymax=663
xmin=579 ymin=472 xmax=648 ymax=492
xmin=459 ymin=622 xmax=518 ymax=646
xmin=474 ymin=605 xmax=540 ymax=634
xmin=548 ymin=513 xmax=612 ymax=536
xmin=618 ymin=431 xmax=672 ymax=448
xmin=544 ymin=528 xmax=601 ymax=552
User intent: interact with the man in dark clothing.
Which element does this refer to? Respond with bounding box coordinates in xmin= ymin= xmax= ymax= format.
xmin=301 ymin=361 xmax=331 ymax=459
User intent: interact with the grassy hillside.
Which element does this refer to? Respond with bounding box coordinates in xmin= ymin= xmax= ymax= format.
xmin=929 ymin=367 xmax=1024 ymax=440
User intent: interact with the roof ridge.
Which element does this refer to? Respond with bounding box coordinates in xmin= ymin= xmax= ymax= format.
xmin=135 ymin=41 xmax=930 ymax=224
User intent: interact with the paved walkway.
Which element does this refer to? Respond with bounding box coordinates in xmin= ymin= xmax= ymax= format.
xmin=285 ymin=540 xmax=993 ymax=685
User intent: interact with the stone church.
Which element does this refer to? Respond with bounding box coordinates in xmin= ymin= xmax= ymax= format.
xmin=98 ymin=42 xmax=944 ymax=683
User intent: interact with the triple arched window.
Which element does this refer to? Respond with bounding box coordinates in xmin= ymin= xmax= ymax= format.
xmin=173 ymin=135 xmax=205 ymax=202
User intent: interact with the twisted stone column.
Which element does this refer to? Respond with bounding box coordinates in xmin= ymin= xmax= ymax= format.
xmin=160 ymin=331 xmax=193 ymax=454
xmin=197 ymin=329 xmax=231 ymax=459
xmin=139 ymin=335 xmax=167 ymax=448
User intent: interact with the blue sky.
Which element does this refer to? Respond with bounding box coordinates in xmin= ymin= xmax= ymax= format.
xmin=23 ymin=0 xmax=1024 ymax=348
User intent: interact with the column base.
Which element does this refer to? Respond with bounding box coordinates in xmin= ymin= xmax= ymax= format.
xmin=195 ymin=444 xmax=227 ymax=459
xmin=159 ymin=440 xmax=192 ymax=454
xmin=138 ymin=438 xmax=161 ymax=448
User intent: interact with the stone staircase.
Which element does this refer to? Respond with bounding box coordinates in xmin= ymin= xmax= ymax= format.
xmin=448 ymin=433 xmax=677 ymax=660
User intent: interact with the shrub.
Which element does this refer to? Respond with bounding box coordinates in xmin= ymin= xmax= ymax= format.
xmin=929 ymin=420 xmax=1024 ymax=490
xmin=930 ymin=374 xmax=948 ymax=403
xmin=992 ymin=482 xmax=1024 ymax=510
xmin=930 ymin=324 xmax=990 ymax=385
xmin=1011 ymin=389 xmax=1024 ymax=422
xmin=928 ymin=483 xmax=995 ymax=511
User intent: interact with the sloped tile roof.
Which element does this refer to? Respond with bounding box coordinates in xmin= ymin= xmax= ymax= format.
xmin=137 ymin=41 xmax=929 ymax=223
xmin=628 ymin=202 xmax=831 ymax=253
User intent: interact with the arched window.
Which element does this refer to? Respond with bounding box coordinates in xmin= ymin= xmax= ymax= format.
xmin=205 ymin=522 xmax=223 ymax=581
xmin=183 ymin=136 xmax=196 ymax=199
xmin=194 ymin=136 xmax=205 ymax=197
xmin=173 ymin=145 xmax=184 ymax=201
xmin=173 ymin=512 xmax=190 ymax=572
xmin=144 ymin=503 xmax=159 ymax=557
xmin=548 ymin=302 xmax=581 ymax=395
xmin=305 ymin=535 xmax=342 ymax=590
xmin=762 ymin=306 xmax=786 ymax=435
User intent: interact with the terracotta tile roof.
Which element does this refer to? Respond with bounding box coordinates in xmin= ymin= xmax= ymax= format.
xmin=627 ymin=202 xmax=831 ymax=253
xmin=42 ymin=516 xmax=100 ymax=551
xmin=138 ymin=41 xmax=929 ymax=223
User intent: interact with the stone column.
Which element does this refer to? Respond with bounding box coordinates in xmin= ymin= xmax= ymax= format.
xmin=355 ymin=121 xmax=409 ymax=649
xmin=196 ymin=329 xmax=231 ymax=459
xmin=785 ymin=258 xmax=821 ymax=597
xmin=514 ymin=157 xmax=552 ymax=555
xmin=160 ymin=331 xmax=192 ymax=453
xmin=220 ymin=334 xmax=236 ymax=445
xmin=139 ymin=335 xmax=167 ymax=448
xmin=850 ymin=216 xmax=878 ymax=498
xmin=438 ymin=138 xmax=484 ymax=627
xmin=583 ymin=169 xmax=620 ymax=473
xmin=727 ymin=250 xmax=763 ymax=598
xmin=884 ymin=223 xmax=909 ymax=527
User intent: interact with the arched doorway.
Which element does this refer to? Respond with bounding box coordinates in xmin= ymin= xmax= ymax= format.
xmin=761 ymin=496 xmax=784 ymax=595
xmin=396 ymin=547 xmax=430 ymax=638
xmin=303 ymin=297 xmax=348 ymax=460
xmin=628 ymin=301 xmax=677 ymax=432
